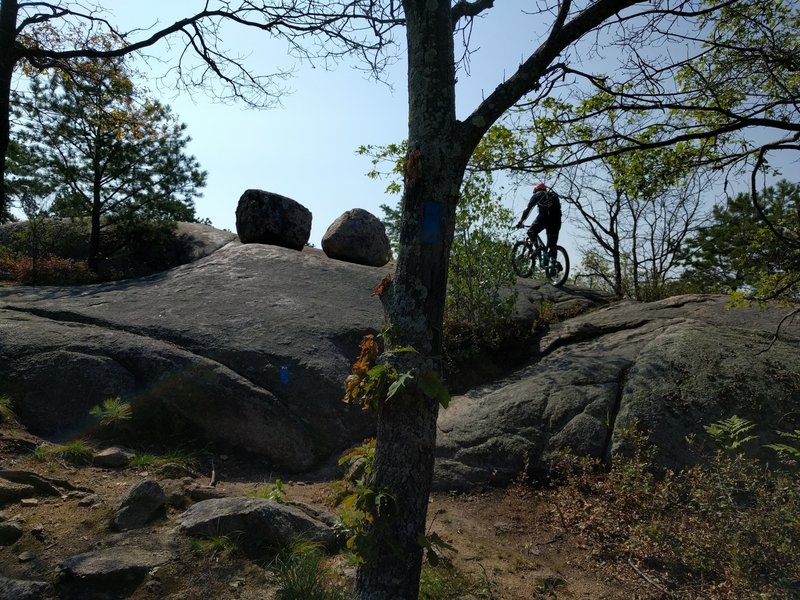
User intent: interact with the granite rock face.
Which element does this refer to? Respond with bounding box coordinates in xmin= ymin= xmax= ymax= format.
xmin=0 ymin=242 xmax=387 ymax=470
xmin=433 ymin=295 xmax=800 ymax=490
xmin=3 ymin=224 xmax=796 ymax=490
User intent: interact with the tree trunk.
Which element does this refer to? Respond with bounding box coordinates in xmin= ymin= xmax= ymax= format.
xmin=354 ymin=1 xmax=469 ymax=598
xmin=0 ymin=0 xmax=18 ymax=220
xmin=88 ymin=150 xmax=103 ymax=271
xmin=629 ymin=196 xmax=641 ymax=300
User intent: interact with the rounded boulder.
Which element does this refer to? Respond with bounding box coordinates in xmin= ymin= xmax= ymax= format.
xmin=322 ymin=208 xmax=390 ymax=267
xmin=235 ymin=190 xmax=312 ymax=250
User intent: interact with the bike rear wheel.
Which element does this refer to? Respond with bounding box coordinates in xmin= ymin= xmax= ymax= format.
xmin=532 ymin=245 xmax=570 ymax=287
xmin=511 ymin=240 xmax=534 ymax=278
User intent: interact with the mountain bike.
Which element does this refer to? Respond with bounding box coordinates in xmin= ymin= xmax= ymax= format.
xmin=511 ymin=230 xmax=570 ymax=287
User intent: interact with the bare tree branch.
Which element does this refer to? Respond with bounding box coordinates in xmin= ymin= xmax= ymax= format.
xmin=451 ymin=0 xmax=494 ymax=30
xmin=459 ymin=0 xmax=644 ymax=150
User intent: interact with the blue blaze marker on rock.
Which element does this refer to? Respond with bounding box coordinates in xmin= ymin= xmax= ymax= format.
xmin=280 ymin=366 xmax=289 ymax=384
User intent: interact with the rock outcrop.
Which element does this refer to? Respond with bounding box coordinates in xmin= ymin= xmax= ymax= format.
xmin=235 ymin=189 xmax=312 ymax=250
xmin=322 ymin=208 xmax=391 ymax=267
xmin=2 ymin=225 xmax=798 ymax=490
xmin=434 ymin=295 xmax=800 ymax=490
xmin=0 ymin=242 xmax=387 ymax=470
xmin=178 ymin=496 xmax=337 ymax=552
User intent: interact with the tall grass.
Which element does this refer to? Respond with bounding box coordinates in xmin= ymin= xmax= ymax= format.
xmin=270 ymin=541 xmax=351 ymax=600
xmin=32 ymin=440 xmax=94 ymax=465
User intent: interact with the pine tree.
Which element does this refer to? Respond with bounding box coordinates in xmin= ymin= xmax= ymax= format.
xmin=679 ymin=180 xmax=800 ymax=300
xmin=13 ymin=55 xmax=206 ymax=271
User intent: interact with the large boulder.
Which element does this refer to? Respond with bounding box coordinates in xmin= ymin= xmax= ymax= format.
xmin=0 ymin=242 xmax=387 ymax=470
xmin=235 ymin=189 xmax=312 ymax=250
xmin=433 ymin=295 xmax=800 ymax=490
xmin=322 ymin=208 xmax=390 ymax=267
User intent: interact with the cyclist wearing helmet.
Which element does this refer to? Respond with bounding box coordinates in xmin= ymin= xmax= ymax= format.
xmin=516 ymin=182 xmax=562 ymax=262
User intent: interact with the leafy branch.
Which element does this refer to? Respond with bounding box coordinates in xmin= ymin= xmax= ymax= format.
xmin=343 ymin=334 xmax=450 ymax=412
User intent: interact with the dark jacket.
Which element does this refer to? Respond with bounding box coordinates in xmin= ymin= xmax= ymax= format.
xmin=521 ymin=190 xmax=561 ymax=223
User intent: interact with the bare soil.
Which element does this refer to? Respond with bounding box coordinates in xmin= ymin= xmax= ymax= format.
xmin=0 ymin=424 xmax=655 ymax=600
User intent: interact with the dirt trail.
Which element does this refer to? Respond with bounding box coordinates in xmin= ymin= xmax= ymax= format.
xmin=0 ymin=433 xmax=651 ymax=600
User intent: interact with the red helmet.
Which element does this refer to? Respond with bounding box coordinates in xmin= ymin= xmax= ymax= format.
xmin=534 ymin=182 xmax=547 ymax=191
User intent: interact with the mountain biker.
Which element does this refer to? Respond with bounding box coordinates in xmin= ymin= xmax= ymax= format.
xmin=516 ymin=182 xmax=562 ymax=263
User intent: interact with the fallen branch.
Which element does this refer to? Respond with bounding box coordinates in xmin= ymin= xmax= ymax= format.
xmin=628 ymin=558 xmax=675 ymax=598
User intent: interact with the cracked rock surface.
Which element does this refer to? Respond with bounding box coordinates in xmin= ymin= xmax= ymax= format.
xmin=434 ymin=295 xmax=800 ymax=490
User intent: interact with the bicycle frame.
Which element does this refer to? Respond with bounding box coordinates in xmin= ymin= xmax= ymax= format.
xmin=529 ymin=233 xmax=550 ymax=266
xmin=511 ymin=228 xmax=570 ymax=287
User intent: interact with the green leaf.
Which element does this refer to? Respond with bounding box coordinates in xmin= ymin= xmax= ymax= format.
xmin=386 ymin=371 xmax=414 ymax=400
xmin=419 ymin=370 xmax=451 ymax=408
xmin=366 ymin=364 xmax=388 ymax=378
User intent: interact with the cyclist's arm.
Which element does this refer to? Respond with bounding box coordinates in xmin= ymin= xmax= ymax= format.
xmin=516 ymin=195 xmax=538 ymax=226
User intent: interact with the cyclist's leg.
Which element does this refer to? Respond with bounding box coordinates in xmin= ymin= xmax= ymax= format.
xmin=528 ymin=216 xmax=546 ymax=242
xmin=545 ymin=218 xmax=562 ymax=260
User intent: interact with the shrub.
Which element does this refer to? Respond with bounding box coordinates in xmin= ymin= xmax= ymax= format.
xmin=0 ymin=255 xmax=96 ymax=285
xmin=548 ymin=422 xmax=800 ymax=599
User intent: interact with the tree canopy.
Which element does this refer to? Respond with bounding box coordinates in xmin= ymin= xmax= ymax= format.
xmin=12 ymin=54 xmax=206 ymax=270
xmin=508 ymin=0 xmax=799 ymax=180
xmin=0 ymin=0 xmax=402 ymax=219
xmin=679 ymin=180 xmax=800 ymax=302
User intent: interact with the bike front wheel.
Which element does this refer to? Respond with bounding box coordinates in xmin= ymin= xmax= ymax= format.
xmin=511 ymin=240 xmax=534 ymax=278
xmin=532 ymin=245 xmax=570 ymax=287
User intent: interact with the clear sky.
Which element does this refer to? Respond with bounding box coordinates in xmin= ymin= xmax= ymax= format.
xmin=19 ymin=2 xmax=795 ymax=262
xmin=108 ymin=1 xmax=555 ymax=248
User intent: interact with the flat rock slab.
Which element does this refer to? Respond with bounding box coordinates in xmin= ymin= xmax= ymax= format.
xmin=59 ymin=545 xmax=173 ymax=582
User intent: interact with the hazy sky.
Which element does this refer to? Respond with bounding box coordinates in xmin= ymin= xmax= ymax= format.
xmin=109 ymin=2 xmax=555 ymax=247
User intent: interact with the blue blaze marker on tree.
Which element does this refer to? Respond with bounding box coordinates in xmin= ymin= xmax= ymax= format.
xmin=422 ymin=201 xmax=442 ymax=244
